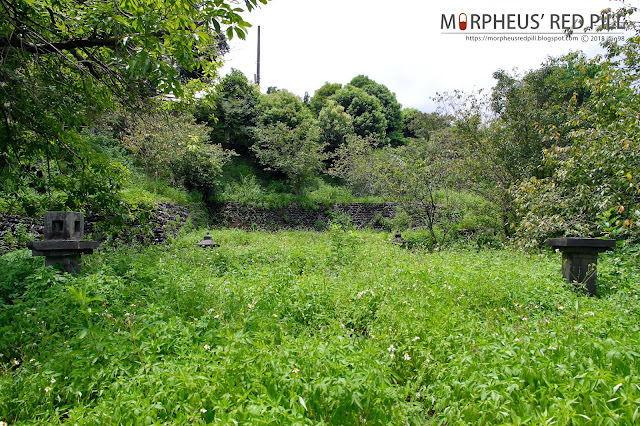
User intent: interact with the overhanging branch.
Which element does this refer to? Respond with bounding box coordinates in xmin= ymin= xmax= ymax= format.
xmin=0 ymin=34 xmax=120 ymax=54
xmin=0 ymin=20 xmax=208 ymax=55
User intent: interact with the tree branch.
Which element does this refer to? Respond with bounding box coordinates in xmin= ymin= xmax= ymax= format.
xmin=0 ymin=20 xmax=208 ymax=55
xmin=0 ymin=34 xmax=120 ymax=54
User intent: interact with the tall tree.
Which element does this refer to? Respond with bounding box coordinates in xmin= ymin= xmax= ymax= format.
xmin=402 ymin=109 xmax=451 ymax=141
xmin=0 ymin=0 xmax=268 ymax=209
xmin=331 ymin=86 xmax=387 ymax=142
xmin=349 ymin=75 xmax=404 ymax=146
xmin=318 ymin=100 xmax=355 ymax=154
xmin=253 ymin=90 xmax=327 ymax=194
xmin=196 ymin=69 xmax=261 ymax=157
xmin=514 ymin=35 xmax=640 ymax=245
xmin=309 ymin=82 xmax=342 ymax=116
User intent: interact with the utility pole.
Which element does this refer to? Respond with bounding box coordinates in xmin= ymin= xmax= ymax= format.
xmin=255 ymin=25 xmax=261 ymax=86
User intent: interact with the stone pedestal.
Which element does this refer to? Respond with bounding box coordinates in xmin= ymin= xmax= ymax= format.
xmin=545 ymin=238 xmax=616 ymax=296
xmin=28 ymin=212 xmax=99 ymax=274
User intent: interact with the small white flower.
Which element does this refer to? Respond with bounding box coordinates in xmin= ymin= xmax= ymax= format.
xmin=403 ymin=353 xmax=411 ymax=361
xmin=272 ymin=314 xmax=278 ymax=317
xmin=13 ymin=359 xmax=20 ymax=366
xmin=412 ymin=336 xmax=420 ymax=341
xmin=203 ymin=344 xmax=211 ymax=350
xmin=558 ymin=306 xmax=564 ymax=310
xmin=30 ymin=358 xmax=35 ymax=363
xmin=213 ymin=314 xmax=220 ymax=319
xmin=44 ymin=386 xmax=52 ymax=393
xmin=521 ymin=317 xmax=528 ymax=321
xmin=548 ymin=345 xmax=557 ymax=350
xmin=387 ymin=345 xmax=396 ymax=352
xmin=292 ymin=367 xmax=300 ymax=374
xmin=1 ymin=420 xmax=8 ymax=426
xmin=514 ymin=338 xmax=520 ymax=342
xmin=50 ymin=378 xmax=56 ymax=384
xmin=390 ymin=353 xmax=396 ymax=359
xmin=370 ymin=334 xmax=376 ymax=339
xmin=200 ymin=408 xmax=207 ymax=414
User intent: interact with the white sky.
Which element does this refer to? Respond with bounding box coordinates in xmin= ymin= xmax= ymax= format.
xmin=221 ymin=0 xmax=633 ymax=112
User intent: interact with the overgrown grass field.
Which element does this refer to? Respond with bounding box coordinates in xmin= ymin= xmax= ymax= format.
xmin=1 ymin=229 xmax=639 ymax=424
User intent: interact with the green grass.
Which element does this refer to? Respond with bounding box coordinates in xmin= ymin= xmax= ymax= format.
xmin=121 ymin=173 xmax=200 ymax=206
xmin=0 ymin=230 xmax=638 ymax=424
xmin=217 ymin=158 xmax=383 ymax=208
xmin=219 ymin=176 xmax=384 ymax=208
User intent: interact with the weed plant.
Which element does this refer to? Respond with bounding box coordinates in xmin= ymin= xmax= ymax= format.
xmin=0 ymin=230 xmax=638 ymax=424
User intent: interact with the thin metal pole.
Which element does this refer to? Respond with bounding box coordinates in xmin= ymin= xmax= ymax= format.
xmin=256 ymin=26 xmax=261 ymax=86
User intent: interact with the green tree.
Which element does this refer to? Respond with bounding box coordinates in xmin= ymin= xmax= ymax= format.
xmin=513 ymin=36 xmax=640 ymax=245
xmin=489 ymin=54 xmax=596 ymax=179
xmin=372 ymin=132 xmax=464 ymax=245
xmin=253 ymin=90 xmax=327 ymax=194
xmin=318 ymin=100 xmax=355 ymax=154
xmin=402 ymin=109 xmax=451 ymax=140
xmin=253 ymin=122 xmax=327 ymax=195
xmin=0 ymin=0 xmax=267 ymax=210
xmin=259 ymin=90 xmax=313 ymax=129
xmin=349 ymin=75 xmax=404 ymax=145
xmin=196 ymin=69 xmax=261 ymax=157
xmin=309 ymin=82 xmax=342 ymax=116
xmin=331 ymin=86 xmax=387 ymax=142
xmin=435 ymin=52 xmax=597 ymax=237
xmin=123 ymin=101 xmax=235 ymax=201
xmin=329 ymin=134 xmax=378 ymax=196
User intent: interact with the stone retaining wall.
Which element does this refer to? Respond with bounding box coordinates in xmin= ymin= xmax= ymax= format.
xmin=0 ymin=202 xmax=190 ymax=252
xmin=212 ymin=202 xmax=397 ymax=230
xmin=2 ymin=202 xmax=399 ymax=252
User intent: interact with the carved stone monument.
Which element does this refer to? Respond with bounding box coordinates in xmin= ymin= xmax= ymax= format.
xmin=28 ymin=211 xmax=99 ymax=274
xmin=545 ymin=237 xmax=615 ymax=296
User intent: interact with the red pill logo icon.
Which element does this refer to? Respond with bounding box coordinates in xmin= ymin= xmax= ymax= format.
xmin=459 ymin=13 xmax=467 ymax=30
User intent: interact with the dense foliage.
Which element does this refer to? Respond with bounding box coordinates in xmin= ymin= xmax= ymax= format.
xmin=513 ymin=39 xmax=640 ymax=245
xmin=0 ymin=230 xmax=638 ymax=424
xmin=195 ymin=69 xmax=262 ymax=158
xmin=252 ymin=90 xmax=328 ymax=195
xmin=0 ymin=0 xmax=267 ymax=214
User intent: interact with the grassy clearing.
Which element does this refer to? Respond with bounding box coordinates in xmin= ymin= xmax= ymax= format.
xmin=0 ymin=229 xmax=639 ymax=424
